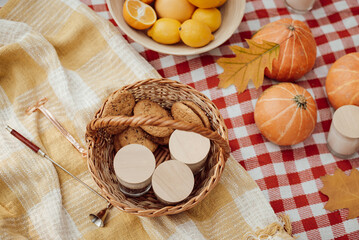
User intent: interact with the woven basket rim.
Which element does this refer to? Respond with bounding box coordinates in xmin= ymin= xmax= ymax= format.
xmin=85 ymin=78 xmax=230 ymax=217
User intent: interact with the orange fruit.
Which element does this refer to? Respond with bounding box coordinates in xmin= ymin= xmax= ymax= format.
xmin=155 ymin=0 xmax=195 ymax=23
xmin=123 ymin=0 xmax=157 ymax=30
xmin=140 ymin=0 xmax=154 ymax=4
xmin=188 ymin=0 xmax=226 ymax=8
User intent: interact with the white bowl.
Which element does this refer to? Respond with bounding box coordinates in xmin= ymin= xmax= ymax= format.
xmin=106 ymin=0 xmax=246 ymax=55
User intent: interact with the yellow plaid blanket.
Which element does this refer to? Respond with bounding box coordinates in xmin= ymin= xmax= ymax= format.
xmin=0 ymin=0 xmax=293 ymax=239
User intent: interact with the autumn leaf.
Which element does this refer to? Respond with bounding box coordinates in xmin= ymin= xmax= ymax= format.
xmin=320 ymin=168 xmax=359 ymax=219
xmin=217 ymin=39 xmax=280 ymax=93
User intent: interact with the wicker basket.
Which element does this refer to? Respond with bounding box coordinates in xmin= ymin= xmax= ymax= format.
xmin=86 ymin=78 xmax=230 ymax=217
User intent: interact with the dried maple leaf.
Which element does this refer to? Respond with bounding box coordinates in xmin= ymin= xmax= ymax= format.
xmin=320 ymin=168 xmax=359 ymax=219
xmin=217 ymin=39 xmax=280 ymax=93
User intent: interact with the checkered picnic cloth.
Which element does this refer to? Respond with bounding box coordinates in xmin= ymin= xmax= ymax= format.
xmin=84 ymin=0 xmax=359 ymax=239
xmin=0 ymin=0 xmax=295 ymax=239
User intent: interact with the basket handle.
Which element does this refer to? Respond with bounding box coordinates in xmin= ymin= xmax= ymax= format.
xmin=86 ymin=115 xmax=231 ymax=160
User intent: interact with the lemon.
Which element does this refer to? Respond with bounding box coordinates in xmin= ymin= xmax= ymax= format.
xmin=148 ymin=18 xmax=181 ymax=44
xmin=155 ymin=0 xmax=195 ymax=23
xmin=192 ymin=8 xmax=222 ymax=32
xmin=179 ymin=19 xmax=214 ymax=47
xmin=188 ymin=0 xmax=227 ymax=8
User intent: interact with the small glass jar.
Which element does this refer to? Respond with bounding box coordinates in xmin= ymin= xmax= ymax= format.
xmin=169 ymin=130 xmax=210 ymax=174
xmin=327 ymin=105 xmax=359 ymax=159
xmin=152 ymin=160 xmax=194 ymax=205
xmin=113 ymin=144 xmax=156 ymax=197
xmin=285 ymin=0 xmax=315 ymax=14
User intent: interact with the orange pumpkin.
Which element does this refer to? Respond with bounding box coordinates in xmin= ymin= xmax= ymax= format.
xmin=254 ymin=83 xmax=317 ymax=146
xmin=252 ymin=18 xmax=317 ymax=82
xmin=325 ymin=52 xmax=359 ymax=109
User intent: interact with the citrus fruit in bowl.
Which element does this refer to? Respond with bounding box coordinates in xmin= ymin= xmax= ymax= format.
xmin=155 ymin=0 xmax=195 ymax=23
xmin=106 ymin=0 xmax=246 ymax=55
xmin=147 ymin=18 xmax=182 ymax=44
xmin=188 ymin=0 xmax=227 ymax=8
xmin=179 ymin=19 xmax=214 ymax=47
xmin=191 ymin=8 xmax=222 ymax=32
xmin=122 ymin=0 xmax=157 ymax=30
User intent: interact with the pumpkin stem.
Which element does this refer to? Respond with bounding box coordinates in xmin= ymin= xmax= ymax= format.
xmin=288 ymin=25 xmax=295 ymax=31
xmin=293 ymin=95 xmax=307 ymax=110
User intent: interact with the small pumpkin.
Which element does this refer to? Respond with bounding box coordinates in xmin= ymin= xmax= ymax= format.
xmin=254 ymin=83 xmax=317 ymax=146
xmin=252 ymin=18 xmax=317 ymax=82
xmin=325 ymin=52 xmax=359 ymax=109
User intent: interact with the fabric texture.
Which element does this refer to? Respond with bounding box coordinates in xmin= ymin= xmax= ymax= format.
xmin=0 ymin=0 xmax=291 ymax=239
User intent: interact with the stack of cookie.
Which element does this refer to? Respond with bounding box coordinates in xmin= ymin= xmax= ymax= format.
xmin=102 ymin=90 xmax=211 ymax=154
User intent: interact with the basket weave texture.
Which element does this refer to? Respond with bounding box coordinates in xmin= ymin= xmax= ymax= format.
xmin=86 ymin=78 xmax=230 ymax=217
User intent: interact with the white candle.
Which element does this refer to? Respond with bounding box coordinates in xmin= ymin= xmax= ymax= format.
xmin=327 ymin=105 xmax=359 ymax=158
xmin=113 ymin=144 xmax=156 ymax=197
xmin=169 ymin=130 xmax=210 ymax=174
xmin=285 ymin=0 xmax=315 ymax=12
xmin=152 ymin=160 xmax=194 ymax=205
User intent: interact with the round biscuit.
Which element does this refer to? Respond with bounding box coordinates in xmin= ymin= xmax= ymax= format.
xmin=171 ymin=102 xmax=204 ymax=127
xmin=134 ymin=100 xmax=174 ymax=137
xmin=182 ymin=101 xmax=211 ymax=128
xmin=114 ymin=127 xmax=158 ymax=152
xmin=102 ymin=90 xmax=135 ymax=134
xmin=102 ymin=90 xmax=135 ymax=117
xmin=147 ymin=135 xmax=170 ymax=145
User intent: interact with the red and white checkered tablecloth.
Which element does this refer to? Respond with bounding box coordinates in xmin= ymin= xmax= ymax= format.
xmin=84 ymin=0 xmax=359 ymax=238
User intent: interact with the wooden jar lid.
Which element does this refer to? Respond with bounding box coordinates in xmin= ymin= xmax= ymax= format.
xmin=169 ymin=130 xmax=210 ymax=173
xmin=113 ymin=144 xmax=156 ymax=190
xmin=152 ymin=160 xmax=194 ymax=204
xmin=333 ymin=105 xmax=359 ymax=139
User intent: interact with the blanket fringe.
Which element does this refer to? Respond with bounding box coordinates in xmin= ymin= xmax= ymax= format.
xmin=242 ymin=214 xmax=295 ymax=240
